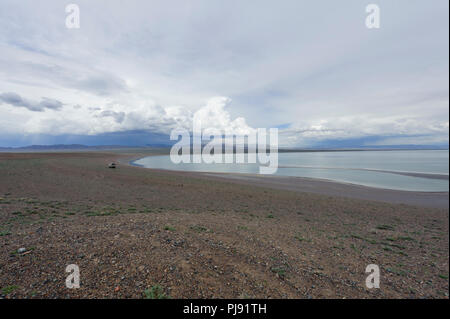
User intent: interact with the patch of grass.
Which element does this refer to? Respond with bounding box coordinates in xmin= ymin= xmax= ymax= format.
xmin=0 ymin=229 xmax=11 ymax=236
xmin=386 ymin=236 xmax=415 ymax=242
xmin=237 ymin=225 xmax=248 ymax=230
xmin=382 ymin=242 xmax=406 ymax=250
xmin=190 ymin=225 xmax=208 ymax=233
xmin=239 ymin=292 xmax=251 ymax=299
xmin=365 ymin=238 xmax=378 ymax=245
xmin=438 ymin=274 xmax=448 ymax=279
xmin=397 ymin=236 xmax=415 ymax=241
xmin=99 ymin=211 xmax=116 ymax=216
xmin=386 ymin=268 xmax=406 ymax=276
xmin=84 ymin=211 xmax=99 ymax=216
xmin=164 ymin=225 xmax=176 ymax=231
xmin=376 ymin=224 xmax=395 ymax=231
xmin=266 ymin=214 xmax=274 ymax=219
xmin=2 ymin=285 xmax=18 ymax=295
xmin=350 ymin=234 xmax=377 ymax=244
xmin=84 ymin=210 xmax=119 ymax=217
xmin=271 ymin=267 xmax=286 ymax=278
xmin=143 ymin=285 xmax=169 ymax=299
xmin=295 ymin=233 xmax=310 ymax=242
xmin=65 ymin=212 xmax=76 ymax=216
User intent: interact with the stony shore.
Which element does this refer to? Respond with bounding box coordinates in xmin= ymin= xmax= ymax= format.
xmin=0 ymin=152 xmax=448 ymax=298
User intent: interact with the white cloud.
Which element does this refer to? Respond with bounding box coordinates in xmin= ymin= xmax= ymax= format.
xmin=192 ymin=97 xmax=255 ymax=136
xmin=0 ymin=0 xmax=448 ymax=146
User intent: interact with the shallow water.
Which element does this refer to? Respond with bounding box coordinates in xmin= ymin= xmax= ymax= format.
xmin=134 ymin=150 xmax=449 ymax=192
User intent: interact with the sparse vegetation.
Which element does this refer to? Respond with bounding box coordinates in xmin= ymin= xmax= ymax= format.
xmin=143 ymin=285 xmax=169 ymax=299
xmin=190 ymin=225 xmax=208 ymax=233
xmin=0 ymin=152 xmax=448 ymax=299
xmin=386 ymin=268 xmax=407 ymax=276
xmin=0 ymin=229 xmax=11 ymax=236
xmin=295 ymin=233 xmax=310 ymax=242
xmin=376 ymin=224 xmax=395 ymax=231
xmin=2 ymin=285 xmax=18 ymax=295
xmin=271 ymin=267 xmax=286 ymax=279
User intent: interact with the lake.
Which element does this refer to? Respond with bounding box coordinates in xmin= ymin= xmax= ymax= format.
xmin=133 ymin=150 xmax=449 ymax=192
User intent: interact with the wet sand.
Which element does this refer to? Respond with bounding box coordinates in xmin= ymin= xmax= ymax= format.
xmin=200 ymin=173 xmax=449 ymax=209
xmin=276 ymin=165 xmax=449 ymax=181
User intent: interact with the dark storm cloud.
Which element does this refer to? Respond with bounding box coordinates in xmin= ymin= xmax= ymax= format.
xmin=0 ymin=92 xmax=63 ymax=112
xmin=98 ymin=110 xmax=126 ymax=123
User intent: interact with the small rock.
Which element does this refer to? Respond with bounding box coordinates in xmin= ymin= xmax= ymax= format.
xmin=18 ymin=248 xmax=26 ymax=253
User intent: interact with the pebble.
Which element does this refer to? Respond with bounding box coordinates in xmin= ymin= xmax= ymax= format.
xmin=18 ymin=248 xmax=26 ymax=253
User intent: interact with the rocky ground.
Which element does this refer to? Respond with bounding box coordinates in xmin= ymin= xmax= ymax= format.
xmin=0 ymin=152 xmax=448 ymax=298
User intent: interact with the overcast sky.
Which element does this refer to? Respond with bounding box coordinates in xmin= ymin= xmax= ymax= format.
xmin=0 ymin=0 xmax=448 ymax=147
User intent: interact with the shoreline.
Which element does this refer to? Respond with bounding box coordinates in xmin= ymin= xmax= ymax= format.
xmin=1 ymin=151 xmax=448 ymax=298
xmin=277 ymin=165 xmax=449 ymax=180
xmin=202 ymin=172 xmax=449 ymax=209
xmin=127 ymin=156 xmax=449 ymax=209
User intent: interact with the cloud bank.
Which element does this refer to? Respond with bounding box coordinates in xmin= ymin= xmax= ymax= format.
xmin=0 ymin=92 xmax=63 ymax=112
xmin=0 ymin=0 xmax=448 ymax=147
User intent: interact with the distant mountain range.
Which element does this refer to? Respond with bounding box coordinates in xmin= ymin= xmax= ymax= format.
xmin=0 ymin=143 xmax=447 ymax=152
xmin=0 ymin=144 xmax=171 ymax=151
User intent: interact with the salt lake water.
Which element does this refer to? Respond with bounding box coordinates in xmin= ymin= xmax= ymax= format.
xmin=133 ymin=150 xmax=449 ymax=192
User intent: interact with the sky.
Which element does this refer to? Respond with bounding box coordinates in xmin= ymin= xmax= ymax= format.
xmin=0 ymin=0 xmax=448 ymax=148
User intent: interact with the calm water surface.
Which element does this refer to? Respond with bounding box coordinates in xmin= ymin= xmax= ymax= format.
xmin=134 ymin=150 xmax=449 ymax=192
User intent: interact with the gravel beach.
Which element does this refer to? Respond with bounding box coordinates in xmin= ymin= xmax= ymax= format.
xmin=0 ymin=151 xmax=448 ymax=299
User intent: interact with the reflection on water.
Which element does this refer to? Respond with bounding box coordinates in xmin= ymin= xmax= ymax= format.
xmin=134 ymin=150 xmax=449 ymax=192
